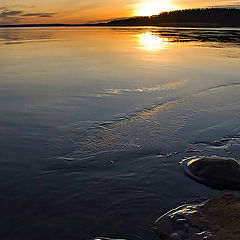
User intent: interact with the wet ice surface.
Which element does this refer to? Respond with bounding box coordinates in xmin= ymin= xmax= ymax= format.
xmin=0 ymin=27 xmax=240 ymax=240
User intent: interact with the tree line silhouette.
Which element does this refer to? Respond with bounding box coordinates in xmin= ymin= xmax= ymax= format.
xmin=105 ymin=8 xmax=240 ymax=27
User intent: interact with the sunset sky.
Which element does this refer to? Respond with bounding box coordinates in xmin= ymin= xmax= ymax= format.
xmin=0 ymin=0 xmax=239 ymax=24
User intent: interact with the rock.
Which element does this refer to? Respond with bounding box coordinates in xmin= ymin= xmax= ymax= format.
xmin=192 ymin=193 xmax=240 ymax=240
xmin=155 ymin=193 xmax=240 ymax=240
xmin=91 ymin=238 xmax=128 ymax=240
xmin=154 ymin=204 xmax=210 ymax=240
xmin=180 ymin=156 xmax=240 ymax=190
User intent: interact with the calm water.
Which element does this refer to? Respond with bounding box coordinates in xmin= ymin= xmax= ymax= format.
xmin=0 ymin=27 xmax=240 ymax=240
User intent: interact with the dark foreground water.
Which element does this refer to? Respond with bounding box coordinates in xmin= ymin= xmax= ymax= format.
xmin=0 ymin=27 xmax=240 ymax=240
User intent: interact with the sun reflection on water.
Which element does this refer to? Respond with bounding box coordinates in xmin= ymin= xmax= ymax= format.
xmin=137 ymin=32 xmax=170 ymax=51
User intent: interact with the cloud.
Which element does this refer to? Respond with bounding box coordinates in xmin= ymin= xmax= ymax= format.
xmin=206 ymin=0 xmax=240 ymax=8
xmin=0 ymin=8 xmax=57 ymax=22
xmin=206 ymin=1 xmax=240 ymax=8
xmin=11 ymin=4 xmax=35 ymax=9
xmin=0 ymin=8 xmax=57 ymax=24
xmin=210 ymin=4 xmax=240 ymax=8
xmin=22 ymin=12 xmax=57 ymax=18
xmin=0 ymin=10 xmax=22 ymax=18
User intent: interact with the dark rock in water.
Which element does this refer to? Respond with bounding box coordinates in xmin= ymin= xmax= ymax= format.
xmin=91 ymin=238 xmax=128 ymax=240
xmin=154 ymin=203 xmax=211 ymax=240
xmin=180 ymin=156 xmax=240 ymax=190
xmin=155 ymin=193 xmax=240 ymax=240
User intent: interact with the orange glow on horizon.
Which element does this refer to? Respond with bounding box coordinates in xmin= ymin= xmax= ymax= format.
xmin=133 ymin=0 xmax=179 ymax=16
xmin=0 ymin=0 xmax=222 ymax=25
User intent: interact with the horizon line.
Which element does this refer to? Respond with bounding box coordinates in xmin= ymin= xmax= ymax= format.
xmin=1 ymin=7 xmax=240 ymax=27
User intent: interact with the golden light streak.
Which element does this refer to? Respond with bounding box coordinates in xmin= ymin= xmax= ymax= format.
xmin=137 ymin=32 xmax=170 ymax=51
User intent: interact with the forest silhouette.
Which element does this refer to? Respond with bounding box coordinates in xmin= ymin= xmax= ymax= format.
xmin=105 ymin=8 xmax=240 ymax=27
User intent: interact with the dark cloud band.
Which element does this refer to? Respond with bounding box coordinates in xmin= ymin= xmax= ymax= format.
xmin=209 ymin=4 xmax=240 ymax=8
xmin=22 ymin=12 xmax=57 ymax=18
xmin=0 ymin=8 xmax=57 ymax=22
xmin=0 ymin=10 xmax=22 ymax=18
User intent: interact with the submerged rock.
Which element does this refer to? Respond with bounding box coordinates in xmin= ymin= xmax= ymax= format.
xmin=180 ymin=156 xmax=240 ymax=190
xmin=155 ymin=193 xmax=240 ymax=240
xmin=154 ymin=203 xmax=210 ymax=240
xmin=91 ymin=238 xmax=128 ymax=240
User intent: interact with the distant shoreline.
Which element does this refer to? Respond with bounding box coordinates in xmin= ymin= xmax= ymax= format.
xmin=0 ymin=24 xmax=95 ymax=28
xmin=1 ymin=23 xmax=240 ymax=28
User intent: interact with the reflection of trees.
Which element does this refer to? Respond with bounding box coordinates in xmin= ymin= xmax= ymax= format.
xmin=107 ymin=8 xmax=240 ymax=27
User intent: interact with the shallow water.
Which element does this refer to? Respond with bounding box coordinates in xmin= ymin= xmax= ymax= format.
xmin=0 ymin=27 xmax=240 ymax=240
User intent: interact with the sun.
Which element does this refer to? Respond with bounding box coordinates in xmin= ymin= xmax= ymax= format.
xmin=133 ymin=0 xmax=178 ymax=16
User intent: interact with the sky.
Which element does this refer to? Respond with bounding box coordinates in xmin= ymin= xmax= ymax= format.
xmin=0 ymin=0 xmax=240 ymax=24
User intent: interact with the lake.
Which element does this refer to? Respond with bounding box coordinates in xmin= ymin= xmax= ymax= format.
xmin=0 ymin=27 xmax=240 ymax=240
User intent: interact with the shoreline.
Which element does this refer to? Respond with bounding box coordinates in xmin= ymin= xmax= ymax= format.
xmin=1 ymin=23 xmax=240 ymax=28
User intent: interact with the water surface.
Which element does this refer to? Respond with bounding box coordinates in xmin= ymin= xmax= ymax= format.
xmin=0 ymin=27 xmax=240 ymax=240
